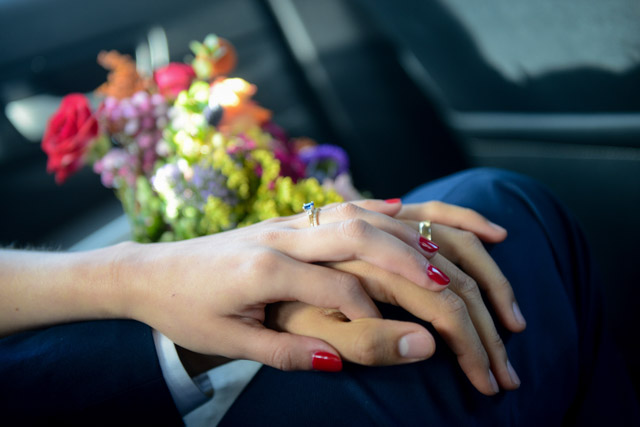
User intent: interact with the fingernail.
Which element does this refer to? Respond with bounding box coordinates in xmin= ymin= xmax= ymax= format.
xmin=312 ymin=351 xmax=342 ymax=372
xmin=398 ymin=332 xmax=433 ymax=359
xmin=488 ymin=221 xmax=506 ymax=233
xmin=384 ymin=198 xmax=402 ymax=204
xmin=426 ymin=264 xmax=450 ymax=285
xmin=512 ymin=301 xmax=526 ymax=327
xmin=507 ymin=360 xmax=521 ymax=386
xmin=489 ymin=370 xmax=500 ymax=393
xmin=419 ymin=236 xmax=439 ymax=253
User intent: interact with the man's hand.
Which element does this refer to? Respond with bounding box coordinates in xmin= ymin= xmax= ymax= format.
xmin=267 ymin=201 xmax=525 ymax=395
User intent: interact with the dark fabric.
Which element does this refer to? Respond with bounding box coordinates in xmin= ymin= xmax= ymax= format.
xmin=1 ymin=168 xmax=636 ymax=425
xmin=221 ymin=168 xmax=639 ymax=426
xmin=0 ymin=319 xmax=182 ymax=426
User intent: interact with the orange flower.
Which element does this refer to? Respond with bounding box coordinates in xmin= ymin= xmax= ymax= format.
xmin=210 ymin=78 xmax=271 ymax=133
xmin=95 ymin=51 xmax=149 ymax=99
xmin=210 ymin=38 xmax=236 ymax=76
xmin=191 ymin=36 xmax=237 ymax=80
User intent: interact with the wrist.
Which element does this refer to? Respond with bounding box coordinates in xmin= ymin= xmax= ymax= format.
xmin=105 ymin=240 xmax=146 ymax=321
xmin=111 ymin=239 xmax=177 ymax=329
xmin=63 ymin=241 xmax=138 ymax=321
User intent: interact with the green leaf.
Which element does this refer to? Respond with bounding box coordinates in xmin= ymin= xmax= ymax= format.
xmin=192 ymin=58 xmax=213 ymax=80
xmin=189 ymin=41 xmax=207 ymax=57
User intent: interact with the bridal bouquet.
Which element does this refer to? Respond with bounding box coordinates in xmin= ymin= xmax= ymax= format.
xmin=42 ymin=35 xmax=357 ymax=242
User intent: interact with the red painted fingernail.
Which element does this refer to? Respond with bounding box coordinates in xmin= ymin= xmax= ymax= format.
xmin=426 ymin=264 xmax=450 ymax=285
xmin=384 ymin=198 xmax=402 ymax=204
xmin=312 ymin=352 xmax=342 ymax=372
xmin=419 ymin=236 xmax=439 ymax=253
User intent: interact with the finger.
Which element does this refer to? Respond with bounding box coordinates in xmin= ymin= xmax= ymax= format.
xmin=269 ymin=302 xmax=435 ymax=366
xmin=290 ymin=202 xmax=439 ymax=258
xmin=273 ymin=219 xmax=450 ymax=291
xmin=245 ymin=250 xmax=381 ymax=320
xmin=322 ymin=198 xmax=403 ymax=217
xmin=401 ymin=220 xmax=525 ymax=333
xmin=433 ymin=227 xmax=526 ymax=333
xmin=397 ymin=201 xmax=507 ymax=243
xmin=329 ymin=260 xmax=499 ymax=395
xmin=219 ymin=318 xmax=344 ymax=372
xmin=431 ymin=254 xmax=521 ymax=390
xmin=429 ymin=290 xmax=499 ymax=395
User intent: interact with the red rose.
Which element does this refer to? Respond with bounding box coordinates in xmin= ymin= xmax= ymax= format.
xmin=154 ymin=63 xmax=196 ymax=98
xmin=42 ymin=94 xmax=99 ymax=184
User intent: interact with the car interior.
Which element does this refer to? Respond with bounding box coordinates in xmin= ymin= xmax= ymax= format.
xmin=1 ymin=0 xmax=638 ymax=397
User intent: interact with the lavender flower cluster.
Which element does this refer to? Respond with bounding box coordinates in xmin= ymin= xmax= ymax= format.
xmin=93 ymin=148 xmax=137 ymax=188
xmin=151 ymin=159 xmax=236 ymax=218
xmin=94 ymin=91 xmax=169 ymax=187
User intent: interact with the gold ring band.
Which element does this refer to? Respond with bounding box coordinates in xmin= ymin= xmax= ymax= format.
xmin=303 ymin=202 xmax=320 ymax=227
xmin=419 ymin=220 xmax=432 ymax=241
xmin=310 ymin=207 xmax=319 ymax=227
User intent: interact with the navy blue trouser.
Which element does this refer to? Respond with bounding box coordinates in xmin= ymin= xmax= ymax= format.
xmin=221 ymin=168 xmax=639 ymax=426
xmin=0 ymin=320 xmax=182 ymax=425
xmin=1 ymin=168 xmax=637 ymax=425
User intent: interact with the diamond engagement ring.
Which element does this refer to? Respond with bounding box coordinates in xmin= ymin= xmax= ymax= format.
xmin=303 ymin=201 xmax=320 ymax=227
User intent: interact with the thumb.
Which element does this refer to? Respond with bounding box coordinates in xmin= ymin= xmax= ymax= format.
xmin=272 ymin=302 xmax=435 ymax=366
xmin=231 ymin=322 xmax=343 ymax=372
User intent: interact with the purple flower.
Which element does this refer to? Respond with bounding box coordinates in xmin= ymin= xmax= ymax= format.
xmin=94 ymin=148 xmax=138 ymax=188
xmin=191 ymin=163 xmax=236 ymax=206
xmin=152 ymin=160 xmax=237 ymax=213
xmin=298 ymin=144 xmax=349 ymax=181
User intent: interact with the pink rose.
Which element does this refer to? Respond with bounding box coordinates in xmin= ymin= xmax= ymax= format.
xmin=42 ymin=94 xmax=98 ymax=184
xmin=154 ymin=63 xmax=196 ymax=98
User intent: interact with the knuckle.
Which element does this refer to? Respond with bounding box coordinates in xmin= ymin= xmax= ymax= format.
xmin=352 ymin=329 xmax=382 ymax=366
xmin=440 ymin=290 xmax=468 ymax=317
xmin=404 ymin=246 xmax=424 ymax=267
xmin=248 ymin=249 xmax=280 ymax=274
xmin=462 ymin=207 xmax=478 ymax=218
xmin=335 ymin=272 xmax=363 ymax=299
xmin=255 ymin=228 xmax=284 ymax=245
xmin=460 ymin=230 xmax=482 ymax=249
xmin=487 ymin=332 xmax=505 ymax=350
xmin=322 ymin=201 xmax=341 ymax=211
xmin=335 ymin=202 xmax=361 ymax=218
xmin=266 ymin=345 xmax=295 ymax=371
xmin=339 ymin=218 xmax=371 ymax=239
xmin=457 ymin=275 xmax=480 ymax=299
xmin=426 ymin=200 xmax=445 ymax=216
xmin=494 ymin=276 xmax=512 ymax=293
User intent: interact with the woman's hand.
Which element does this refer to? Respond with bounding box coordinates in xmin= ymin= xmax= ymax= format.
xmin=267 ymin=200 xmax=525 ymax=395
xmin=392 ymin=200 xmax=526 ymax=332
xmin=117 ymin=201 xmax=451 ymax=373
xmin=344 ymin=199 xmax=525 ymax=333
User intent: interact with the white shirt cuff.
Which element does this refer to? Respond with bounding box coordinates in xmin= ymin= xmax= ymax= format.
xmin=152 ymin=330 xmax=211 ymax=416
xmin=183 ymin=359 xmax=262 ymax=426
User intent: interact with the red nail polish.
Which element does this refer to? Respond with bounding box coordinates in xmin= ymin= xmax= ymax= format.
xmin=427 ymin=264 xmax=450 ymax=285
xmin=419 ymin=236 xmax=439 ymax=253
xmin=384 ymin=198 xmax=401 ymax=204
xmin=312 ymin=352 xmax=342 ymax=372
